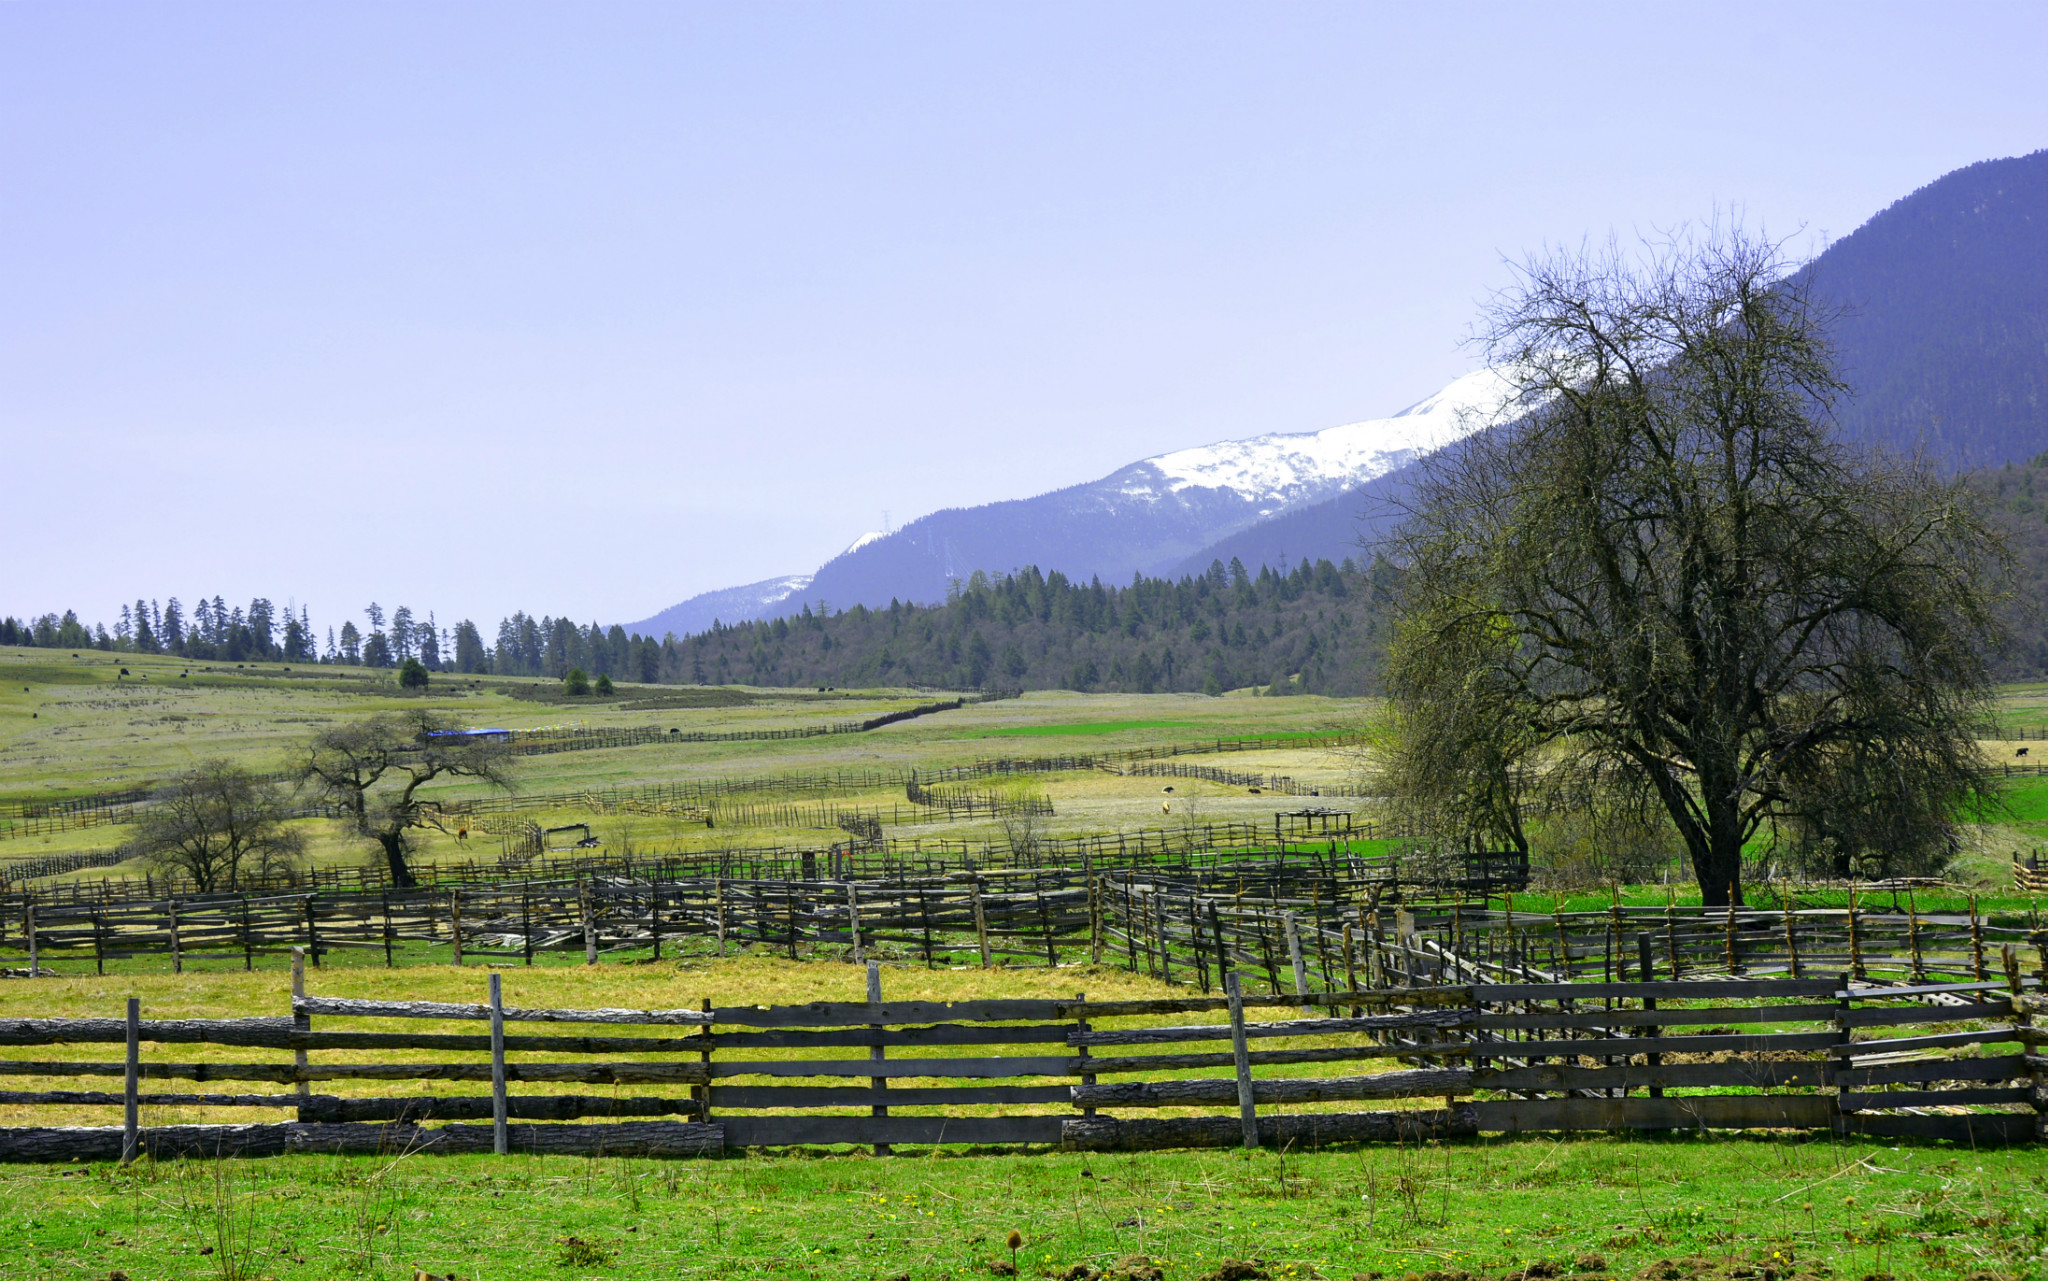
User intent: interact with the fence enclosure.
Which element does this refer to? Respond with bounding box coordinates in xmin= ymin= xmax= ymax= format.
xmin=0 ymin=965 xmax=2037 ymax=1161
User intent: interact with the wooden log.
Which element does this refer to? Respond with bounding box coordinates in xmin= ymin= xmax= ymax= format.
xmin=0 ymin=1016 xmax=297 ymax=1046
xmin=1472 ymin=1093 xmax=1836 ymax=1132
xmin=1473 ymin=979 xmax=1838 ymax=1001
xmin=1834 ymin=1053 xmax=2029 ymax=1086
xmin=0 ymin=1060 xmax=711 ymax=1085
xmin=1070 ymin=1008 xmax=1469 ymax=1047
xmin=1081 ymin=1042 xmax=1472 ymax=1073
xmin=1073 ymin=1067 xmax=1472 ymax=1106
xmin=294 ymin=996 xmax=713 ymax=1026
xmin=297 ymin=1093 xmax=703 ymax=1122
xmin=865 ymin=961 xmax=889 ymax=1157
xmin=720 ymin=1114 xmax=1064 ymax=1147
xmin=1061 ymin=988 xmax=1468 ymax=1018
xmin=706 ymin=1055 xmax=1073 ymax=1080
xmin=711 ymin=1023 xmax=1071 ymax=1050
xmin=1225 ymin=972 xmax=1257 ymax=1149
xmin=121 ymin=998 xmax=138 ymax=1166
xmin=1834 ymin=1111 xmax=2035 ymax=1145
xmin=1477 ymin=1060 xmax=1828 ymax=1092
xmin=709 ymin=1084 xmax=1074 ymax=1109
xmin=1508 ymin=1031 xmax=1842 ymax=1058
xmin=1842 ymin=1002 xmax=2013 ymax=1028
xmin=1832 ymin=1027 xmax=2020 ymax=1057
xmin=291 ymin=949 xmax=310 ymax=1108
xmin=0 ymin=1123 xmax=298 ymax=1162
xmin=1853 ymin=979 xmax=2013 ymax=999
xmin=1476 ymin=1004 xmax=1838 ymax=1032
xmin=711 ymin=1000 xmax=1064 ymax=1027
xmin=0 ymin=1088 xmax=305 ymax=1108
xmin=286 ymin=1120 xmax=726 ymax=1157
xmin=1063 ymin=1107 xmax=1475 ymax=1152
xmin=1838 ymin=1087 xmax=2034 ymax=1111
xmin=487 ymin=973 xmax=508 ymax=1156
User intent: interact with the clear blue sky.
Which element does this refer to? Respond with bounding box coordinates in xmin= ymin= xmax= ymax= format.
xmin=6 ymin=2 xmax=2045 ymax=635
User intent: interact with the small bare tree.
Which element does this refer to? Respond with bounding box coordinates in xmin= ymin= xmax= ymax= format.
xmin=295 ymin=711 xmax=515 ymax=887
xmin=127 ymin=761 xmax=306 ymax=891
xmin=995 ymin=780 xmax=1048 ymax=858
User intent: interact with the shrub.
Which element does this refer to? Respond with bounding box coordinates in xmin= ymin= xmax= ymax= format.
xmin=563 ymin=668 xmax=591 ymax=695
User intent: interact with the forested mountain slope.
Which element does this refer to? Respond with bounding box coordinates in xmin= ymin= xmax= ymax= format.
xmin=672 ymin=558 xmax=1393 ymax=696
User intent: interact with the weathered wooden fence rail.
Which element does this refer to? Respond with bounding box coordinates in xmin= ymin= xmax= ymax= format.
xmin=0 ymin=964 xmax=2038 ymax=1161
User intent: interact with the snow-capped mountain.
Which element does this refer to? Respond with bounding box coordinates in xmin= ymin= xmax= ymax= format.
xmin=622 ymin=573 xmax=814 ymax=638
xmin=620 ymin=367 xmax=1514 ymax=635
xmin=1110 ymin=367 xmax=1515 ymax=514
xmin=751 ymin=366 xmax=1518 ymax=619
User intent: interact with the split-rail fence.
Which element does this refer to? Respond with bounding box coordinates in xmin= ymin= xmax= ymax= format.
xmin=0 ymin=959 xmax=2038 ymax=1162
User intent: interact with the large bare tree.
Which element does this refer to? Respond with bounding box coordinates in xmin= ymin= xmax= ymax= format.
xmin=126 ymin=760 xmax=306 ymax=892
xmin=1377 ymin=228 xmax=2007 ymax=904
xmin=295 ymin=710 xmax=515 ymax=886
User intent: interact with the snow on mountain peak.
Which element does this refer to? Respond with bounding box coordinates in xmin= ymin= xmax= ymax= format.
xmin=1136 ymin=367 xmax=1520 ymax=504
xmin=842 ymin=530 xmax=888 ymax=556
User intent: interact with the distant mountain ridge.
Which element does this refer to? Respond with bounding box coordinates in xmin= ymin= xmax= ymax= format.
xmin=624 ymin=368 xmax=1514 ymax=631
xmin=1182 ymin=149 xmax=2048 ymax=576
xmin=624 ymin=574 xmax=813 ymax=638
xmin=621 ymin=150 xmax=2048 ymax=633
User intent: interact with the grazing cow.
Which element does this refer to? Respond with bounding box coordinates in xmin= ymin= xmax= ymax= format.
xmin=2018 ymin=747 xmax=2029 ymax=758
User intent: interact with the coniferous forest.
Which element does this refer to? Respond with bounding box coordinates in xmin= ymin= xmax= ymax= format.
xmin=1 ymin=557 xmax=1393 ymax=696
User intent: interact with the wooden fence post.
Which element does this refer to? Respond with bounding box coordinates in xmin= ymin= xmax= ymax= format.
xmin=1970 ymin=895 xmax=1987 ymax=982
xmin=169 ymin=901 xmax=182 ymax=975
xmin=1283 ymin=911 xmax=1309 ymax=1000
xmin=121 ymin=997 xmax=139 ymax=1166
xmin=971 ymin=879 xmax=991 ymax=969
xmin=1829 ymin=970 xmax=1853 ymax=1131
xmin=847 ymin=884 xmax=865 ymax=964
xmin=1638 ymin=932 xmax=1662 ymax=1099
xmin=715 ymin=878 xmax=728 ymax=956
xmin=26 ymin=902 xmax=38 ymax=978
xmin=488 ymin=972 xmax=508 ymax=1155
xmin=1074 ymin=989 xmax=1096 ymax=1120
xmin=1209 ymin=901 xmax=1230 ymax=986
xmin=305 ymin=894 xmax=322 ymax=969
xmin=291 ymin=947 xmax=311 ymax=1110
xmin=580 ymin=878 xmax=598 ymax=966
xmin=694 ymin=995 xmax=713 ymax=1123
xmin=867 ymin=961 xmax=890 ymax=1156
xmin=1226 ymin=971 xmax=1258 ymax=1150
xmin=649 ymin=883 xmax=662 ymax=962
xmin=451 ymin=891 xmax=464 ymax=967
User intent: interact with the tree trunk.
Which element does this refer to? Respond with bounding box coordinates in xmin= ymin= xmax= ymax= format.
xmin=1693 ymin=783 xmax=1746 ymax=908
xmin=377 ymin=833 xmax=417 ymax=888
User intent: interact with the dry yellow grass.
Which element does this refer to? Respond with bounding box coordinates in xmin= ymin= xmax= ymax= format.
xmin=0 ymin=958 xmax=1189 ymax=1127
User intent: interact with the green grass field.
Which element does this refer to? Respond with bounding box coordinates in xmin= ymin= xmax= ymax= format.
xmin=983 ymin=720 xmax=1203 ymax=737
xmin=5 ymin=1133 xmax=2043 ymax=1281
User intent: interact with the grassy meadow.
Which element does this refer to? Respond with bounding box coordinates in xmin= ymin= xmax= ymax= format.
xmin=2 ymin=646 xmax=2047 ymax=1281
xmin=0 ymin=959 xmax=2042 ymax=1281
xmin=6 ymin=1130 xmax=2046 ymax=1281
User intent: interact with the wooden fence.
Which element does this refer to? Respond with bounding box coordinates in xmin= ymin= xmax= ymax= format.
xmin=4 ymin=818 xmax=1387 ymax=909
xmin=5 ymin=863 xmax=2044 ymax=1018
xmin=0 ymin=964 xmax=2037 ymax=1161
